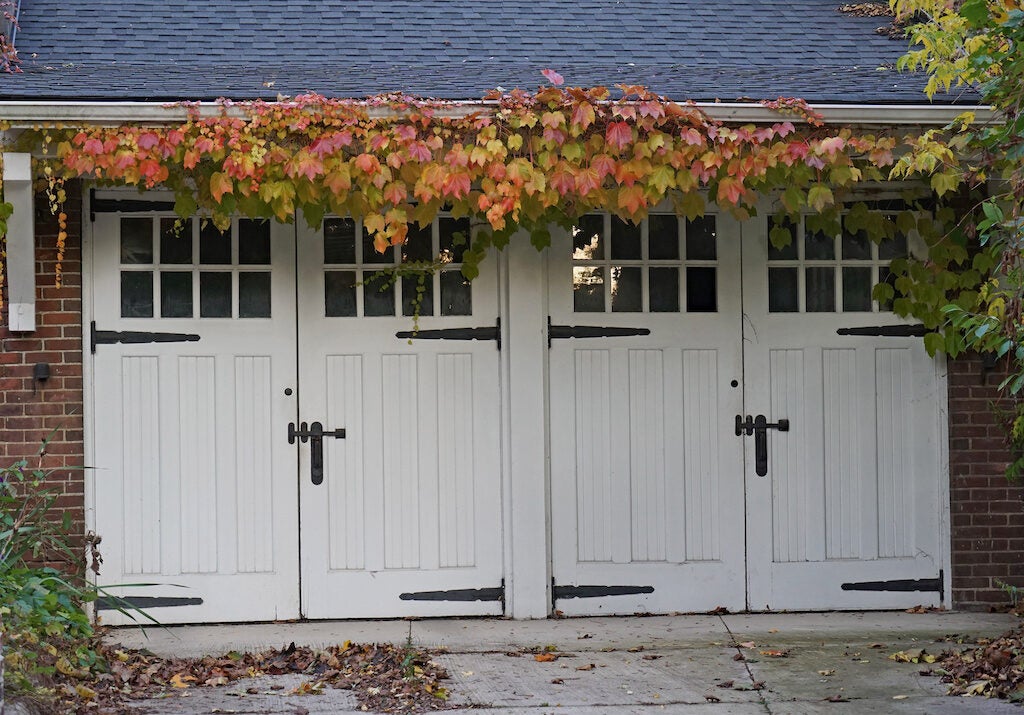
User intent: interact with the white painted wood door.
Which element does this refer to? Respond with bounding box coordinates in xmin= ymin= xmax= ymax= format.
xmin=741 ymin=214 xmax=947 ymax=610
xmin=90 ymin=209 xmax=299 ymax=624
xmin=548 ymin=212 xmax=746 ymax=615
xmin=296 ymin=217 xmax=504 ymax=618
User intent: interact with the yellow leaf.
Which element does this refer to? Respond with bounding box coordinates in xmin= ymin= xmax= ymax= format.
xmin=170 ymin=673 xmax=197 ymax=688
xmin=75 ymin=685 xmax=98 ymax=700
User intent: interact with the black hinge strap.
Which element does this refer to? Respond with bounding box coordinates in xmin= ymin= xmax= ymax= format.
xmin=547 ymin=317 xmax=651 ymax=348
xmin=395 ymin=317 xmax=501 ymax=349
xmin=836 ymin=324 xmax=929 ymax=337
xmin=91 ymin=321 xmax=201 ymax=353
xmin=399 ymin=583 xmax=504 ymax=604
xmin=553 ymin=584 xmax=655 ymax=602
xmin=841 ymin=570 xmax=944 ymax=596
xmin=96 ymin=596 xmax=204 ymax=610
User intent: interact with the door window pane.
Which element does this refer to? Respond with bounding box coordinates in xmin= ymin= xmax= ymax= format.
xmin=440 ymin=270 xmax=473 ymax=316
xmin=363 ymin=272 xmax=396 ymax=316
xmin=325 ymin=270 xmax=357 ymax=316
xmin=402 ymin=223 xmax=434 ymax=263
xmin=573 ymin=266 xmax=604 ymax=312
xmin=238 ymin=220 xmax=271 ymax=265
xmin=686 ymin=267 xmax=717 ymax=312
xmin=768 ymin=217 xmax=798 ymax=260
xmin=841 ymin=224 xmax=871 ymax=260
xmin=842 ymin=267 xmax=872 ymax=312
xmin=324 ymin=218 xmax=357 ymax=264
xmin=402 ymin=274 xmax=434 ymax=317
xmin=610 ymin=218 xmax=641 ymax=260
xmin=649 ymin=267 xmax=680 ymax=312
xmin=805 ymin=267 xmax=836 ymax=312
xmin=120 ymin=217 xmax=153 ymax=264
xmin=685 ymin=217 xmax=717 ymax=260
xmin=239 ymin=272 xmax=272 ymax=318
xmin=611 ymin=266 xmax=642 ymax=312
xmin=878 ymin=233 xmax=908 ymax=260
xmin=804 ymin=229 xmax=835 ymax=260
xmin=199 ymin=272 xmax=232 ymax=317
xmin=199 ymin=222 xmax=232 ymax=264
xmin=440 ymin=217 xmax=471 ymax=263
xmin=648 ymin=215 xmax=679 ymax=260
xmin=160 ymin=271 xmax=193 ymax=318
xmin=573 ymin=215 xmax=604 ymax=260
xmin=768 ymin=267 xmax=798 ymax=312
xmin=120 ymin=271 xmax=153 ymax=317
xmin=159 ymin=218 xmax=192 ymax=264
xmin=362 ymin=228 xmax=395 ymax=265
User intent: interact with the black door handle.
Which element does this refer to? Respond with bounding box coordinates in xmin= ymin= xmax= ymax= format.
xmin=735 ymin=414 xmax=789 ymax=476
xmin=288 ymin=421 xmax=346 ymax=485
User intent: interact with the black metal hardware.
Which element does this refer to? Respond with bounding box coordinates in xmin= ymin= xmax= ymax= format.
xmin=400 ymin=580 xmax=505 ymax=605
xmin=90 ymin=189 xmax=176 ymax=221
xmin=547 ymin=316 xmax=651 ymax=348
xmin=289 ymin=421 xmax=346 ymax=485
xmin=552 ymin=583 xmax=655 ymax=607
xmin=97 ymin=596 xmax=204 ymax=610
xmin=396 ymin=318 xmax=501 ymax=349
xmin=836 ymin=324 xmax=929 ymax=338
xmin=841 ymin=570 xmax=944 ymax=596
xmin=736 ymin=414 xmax=789 ymax=476
xmin=91 ymin=321 xmax=200 ymax=353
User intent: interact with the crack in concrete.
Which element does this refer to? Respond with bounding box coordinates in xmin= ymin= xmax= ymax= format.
xmin=718 ymin=615 xmax=772 ymax=714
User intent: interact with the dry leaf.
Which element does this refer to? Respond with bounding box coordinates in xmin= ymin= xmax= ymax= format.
xmin=759 ymin=649 xmax=789 ymax=658
xmin=739 ymin=641 xmax=756 ymax=649
xmin=818 ymin=669 xmax=836 ymax=676
xmin=170 ymin=673 xmax=197 ymax=688
xmin=576 ymin=663 xmax=595 ymax=671
xmin=534 ymin=653 xmax=558 ymax=662
xmin=716 ymin=680 xmax=735 ymax=689
xmin=627 ymin=645 xmax=644 ymax=652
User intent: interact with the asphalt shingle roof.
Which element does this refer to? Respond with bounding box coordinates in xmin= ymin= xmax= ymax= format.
xmin=0 ymin=0 xmax=979 ymax=104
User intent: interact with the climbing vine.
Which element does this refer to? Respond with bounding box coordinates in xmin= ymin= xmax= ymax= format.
xmin=0 ymin=72 xmax=977 ymax=339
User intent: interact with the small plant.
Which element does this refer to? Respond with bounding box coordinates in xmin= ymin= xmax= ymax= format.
xmin=996 ymin=579 xmax=1021 ymax=608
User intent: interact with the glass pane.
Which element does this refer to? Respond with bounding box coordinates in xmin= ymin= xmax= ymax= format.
xmin=238 ymin=219 xmax=271 ymax=265
xmin=841 ymin=220 xmax=871 ymax=260
xmin=805 ymin=229 xmax=834 ymax=260
xmin=199 ymin=272 xmax=232 ymax=317
xmin=878 ymin=233 xmax=908 ymax=260
xmin=573 ymin=266 xmax=604 ymax=312
xmin=362 ymin=227 xmax=395 ymax=265
xmin=610 ymin=218 xmax=641 ymax=260
xmin=363 ymin=272 xmax=396 ymax=316
xmin=878 ymin=267 xmax=898 ymax=312
xmin=440 ymin=270 xmax=472 ymax=315
xmin=768 ymin=217 xmax=798 ymax=260
xmin=120 ymin=217 xmax=153 ymax=264
xmin=440 ymin=217 xmax=471 ymax=263
xmin=120 ymin=271 xmax=153 ymax=317
xmin=768 ymin=267 xmax=798 ymax=312
xmin=324 ymin=270 xmax=357 ymax=317
xmin=686 ymin=267 xmax=717 ymax=312
xmin=160 ymin=271 xmax=192 ymax=318
xmin=649 ymin=267 xmax=679 ymax=312
xmin=842 ymin=267 xmax=872 ymax=312
xmin=324 ymin=218 xmax=357 ymax=264
xmin=685 ymin=216 xmax=717 ymax=260
xmin=573 ymin=214 xmax=604 ymax=260
xmin=648 ymin=215 xmax=679 ymax=260
xmin=806 ymin=267 xmax=836 ymax=312
xmin=199 ymin=222 xmax=232 ymax=264
xmin=611 ymin=266 xmax=642 ymax=312
xmin=402 ymin=222 xmax=434 ymax=263
xmin=402 ymin=274 xmax=434 ymax=317
xmin=239 ymin=272 xmax=271 ymax=318
xmin=159 ymin=218 xmax=192 ymax=264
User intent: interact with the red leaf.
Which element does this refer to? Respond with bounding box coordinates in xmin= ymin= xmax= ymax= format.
xmin=354 ymin=153 xmax=381 ymax=175
xmin=605 ymin=122 xmax=633 ymax=150
xmin=137 ymin=132 xmax=161 ymax=150
xmin=541 ymin=69 xmax=564 ymax=86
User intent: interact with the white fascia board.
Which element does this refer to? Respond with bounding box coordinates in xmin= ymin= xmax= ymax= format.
xmin=0 ymin=100 xmax=994 ymax=127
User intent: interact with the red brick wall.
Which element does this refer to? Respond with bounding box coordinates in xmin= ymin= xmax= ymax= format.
xmin=948 ymin=354 xmax=1024 ymax=609
xmin=1 ymin=184 xmax=85 ymax=549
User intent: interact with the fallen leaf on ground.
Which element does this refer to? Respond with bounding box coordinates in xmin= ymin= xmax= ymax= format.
xmin=818 ymin=669 xmax=836 ymax=676
xmin=760 ymin=649 xmax=789 ymax=658
xmin=716 ymin=680 xmax=735 ymax=689
xmin=627 ymin=645 xmax=645 ymax=652
xmin=534 ymin=653 xmax=558 ymax=662
xmin=738 ymin=641 xmax=756 ymax=649
xmin=170 ymin=673 xmax=197 ymax=688
xmin=551 ymin=678 xmax=564 ymax=684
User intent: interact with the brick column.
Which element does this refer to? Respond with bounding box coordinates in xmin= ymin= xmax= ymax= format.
xmin=948 ymin=354 xmax=1024 ymax=609
xmin=1 ymin=183 xmax=85 ymax=546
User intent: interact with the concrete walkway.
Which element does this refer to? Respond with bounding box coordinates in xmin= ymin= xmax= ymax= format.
xmin=109 ymin=611 xmax=1022 ymax=714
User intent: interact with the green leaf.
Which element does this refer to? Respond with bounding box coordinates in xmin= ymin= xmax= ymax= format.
xmin=923 ymin=332 xmax=945 ymax=357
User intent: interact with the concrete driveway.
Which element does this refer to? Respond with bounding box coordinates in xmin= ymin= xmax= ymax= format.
xmin=109 ymin=611 xmax=1022 ymax=714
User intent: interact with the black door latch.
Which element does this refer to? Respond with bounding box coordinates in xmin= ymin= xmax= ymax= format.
xmin=288 ymin=421 xmax=346 ymax=485
xmin=735 ymin=414 xmax=790 ymax=477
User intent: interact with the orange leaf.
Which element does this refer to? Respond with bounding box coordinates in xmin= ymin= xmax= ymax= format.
xmin=534 ymin=653 xmax=558 ymax=662
xmin=209 ymin=172 xmax=233 ymax=203
xmin=606 ymin=122 xmax=633 ymax=150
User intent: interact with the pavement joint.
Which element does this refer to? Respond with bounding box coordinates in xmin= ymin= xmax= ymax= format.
xmin=718 ymin=614 xmax=772 ymax=714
